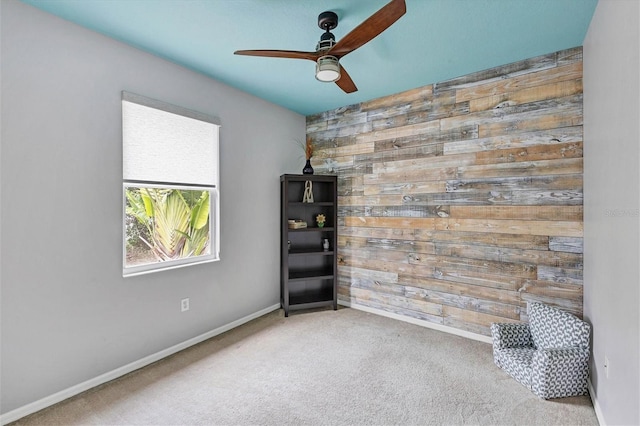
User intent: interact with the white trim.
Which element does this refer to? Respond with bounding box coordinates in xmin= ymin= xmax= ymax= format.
xmin=0 ymin=303 xmax=281 ymax=426
xmin=588 ymin=379 xmax=605 ymax=426
xmin=338 ymin=300 xmax=493 ymax=344
xmin=123 ymin=256 xmax=220 ymax=278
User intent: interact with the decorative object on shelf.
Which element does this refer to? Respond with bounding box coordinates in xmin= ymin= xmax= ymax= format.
xmin=323 ymin=238 xmax=330 ymax=251
xmin=302 ymin=159 xmax=314 ymax=175
xmin=302 ymin=136 xmax=314 ymax=175
xmin=288 ymin=219 xmax=307 ymax=229
xmin=302 ymin=180 xmax=314 ymax=203
xmin=316 ymin=213 xmax=326 ymax=228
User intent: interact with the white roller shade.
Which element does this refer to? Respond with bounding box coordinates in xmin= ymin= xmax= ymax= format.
xmin=122 ymin=92 xmax=220 ymax=186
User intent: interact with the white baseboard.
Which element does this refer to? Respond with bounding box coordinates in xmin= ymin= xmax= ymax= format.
xmin=0 ymin=303 xmax=281 ymax=426
xmin=339 ymin=300 xmax=493 ymax=344
xmin=588 ymin=379 xmax=605 ymax=426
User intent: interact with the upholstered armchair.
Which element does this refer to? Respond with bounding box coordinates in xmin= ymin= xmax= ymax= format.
xmin=490 ymin=302 xmax=591 ymax=399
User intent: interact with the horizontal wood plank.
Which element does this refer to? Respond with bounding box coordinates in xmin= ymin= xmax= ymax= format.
xmin=549 ymin=236 xmax=584 ymax=253
xmin=399 ymin=275 xmax=522 ymax=305
xmin=445 ymin=174 xmax=582 ymax=193
xmin=449 ymin=205 xmax=583 ymax=221
xmin=457 ymin=158 xmax=583 ymax=179
xmin=364 ymin=180 xmax=445 ymax=196
xmin=443 ymin=126 xmax=583 ymax=155
xmin=360 ymin=85 xmax=434 ymax=112
xmin=474 ymin=142 xmax=583 ymax=165
xmin=455 ymin=62 xmax=583 ymax=102
xmin=434 ymin=218 xmax=583 ymax=237
xmin=373 ymin=153 xmax=476 ymax=174
xmin=434 ymin=51 xmax=559 ymax=93
xmin=468 ymin=79 xmax=583 ymax=113
xmin=401 ymin=189 xmax=582 ymax=206
xmin=344 ymin=216 xmax=437 ymax=230
xmin=339 ymin=235 xmax=436 ymax=255
xmin=414 ymin=230 xmax=550 ymax=250
xmin=434 ymin=242 xmax=582 ymax=268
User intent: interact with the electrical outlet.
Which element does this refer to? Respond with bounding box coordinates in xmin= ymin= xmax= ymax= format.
xmin=181 ymin=298 xmax=190 ymax=312
xmin=604 ymin=356 xmax=609 ymax=379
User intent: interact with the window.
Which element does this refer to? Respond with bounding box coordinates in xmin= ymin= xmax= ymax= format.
xmin=122 ymin=92 xmax=220 ymax=277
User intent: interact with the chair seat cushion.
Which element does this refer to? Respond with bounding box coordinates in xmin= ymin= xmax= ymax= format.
xmin=494 ymin=347 xmax=535 ymax=387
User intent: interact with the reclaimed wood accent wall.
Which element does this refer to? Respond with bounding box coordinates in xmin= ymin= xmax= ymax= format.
xmin=306 ymin=47 xmax=583 ymax=336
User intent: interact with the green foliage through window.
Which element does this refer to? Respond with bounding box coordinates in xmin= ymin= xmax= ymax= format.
xmin=124 ymin=186 xmax=211 ymax=268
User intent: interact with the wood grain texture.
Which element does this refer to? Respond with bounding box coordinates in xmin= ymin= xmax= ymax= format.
xmin=468 ymin=79 xmax=583 ymax=113
xmin=443 ymin=126 xmax=583 ymax=155
xmin=449 ymin=206 xmax=583 ymax=221
xmin=307 ymin=47 xmax=583 ymax=336
xmin=454 ymin=62 xmax=583 ymax=102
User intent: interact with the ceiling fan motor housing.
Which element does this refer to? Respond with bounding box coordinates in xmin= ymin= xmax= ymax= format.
xmin=318 ymin=11 xmax=338 ymax=31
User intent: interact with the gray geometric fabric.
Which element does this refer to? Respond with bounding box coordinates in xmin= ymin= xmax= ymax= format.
xmin=490 ymin=302 xmax=591 ymax=399
xmin=530 ymin=347 xmax=590 ymax=399
xmin=493 ymin=347 xmax=535 ymax=386
xmin=490 ymin=323 xmax=533 ymax=350
xmin=528 ymin=302 xmax=590 ymax=350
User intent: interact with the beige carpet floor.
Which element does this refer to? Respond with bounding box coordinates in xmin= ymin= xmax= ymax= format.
xmin=12 ymin=307 xmax=598 ymax=425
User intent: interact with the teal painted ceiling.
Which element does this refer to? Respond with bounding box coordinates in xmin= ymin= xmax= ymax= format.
xmin=20 ymin=0 xmax=597 ymax=116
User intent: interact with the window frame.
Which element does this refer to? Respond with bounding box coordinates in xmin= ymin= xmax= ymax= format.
xmin=122 ymin=92 xmax=220 ymax=277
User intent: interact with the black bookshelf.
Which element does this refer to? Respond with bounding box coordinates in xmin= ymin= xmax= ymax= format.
xmin=280 ymin=174 xmax=338 ymax=316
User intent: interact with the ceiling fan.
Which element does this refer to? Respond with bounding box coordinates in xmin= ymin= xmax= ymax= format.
xmin=234 ymin=0 xmax=406 ymax=94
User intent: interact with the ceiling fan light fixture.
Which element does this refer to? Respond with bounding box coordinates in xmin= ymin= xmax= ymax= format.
xmin=315 ymin=56 xmax=340 ymax=82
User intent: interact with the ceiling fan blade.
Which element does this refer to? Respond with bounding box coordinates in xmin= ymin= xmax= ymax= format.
xmin=234 ymin=49 xmax=319 ymax=61
xmin=329 ymin=0 xmax=406 ymax=58
xmin=335 ymin=65 xmax=358 ymax=93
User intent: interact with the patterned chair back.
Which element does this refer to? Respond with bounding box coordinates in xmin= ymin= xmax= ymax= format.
xmin=528 ymin=302 xmax=590 ymax=350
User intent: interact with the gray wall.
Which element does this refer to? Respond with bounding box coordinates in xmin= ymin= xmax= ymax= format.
xmin=0 ymin=0 xmax=304 ymax=415
xmin=583 ymin=0 xmax=640 ymax=425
